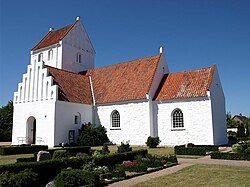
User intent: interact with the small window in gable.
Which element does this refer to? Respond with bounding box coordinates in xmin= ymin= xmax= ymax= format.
xmin=172 ymin=109 xmax=184 ymax=128
xmin=76 ymin=53 xmax=82 ymax=63
xmin=111 ymin=110 xmax=120 ymax=128
xmin=48 ymin=50 xmax=53 ymax=61
xmin=74 ymin=113 xmax=81 ymax=124
xmin=38 ymin=53 xmax=43 ymax=62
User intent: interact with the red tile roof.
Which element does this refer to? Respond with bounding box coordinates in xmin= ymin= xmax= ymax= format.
xmin=88 ymin=54 xmax=161 ymax=104
xmin=154 ymin=65 xmax=215 ymax=101
xmin=32 ymin=21 xmax=76 ymax=51
xmin=46 ymin=66 xmax=92 ymax=104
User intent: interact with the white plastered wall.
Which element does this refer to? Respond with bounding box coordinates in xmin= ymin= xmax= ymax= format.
xmin=54 ymin=101 xmax=92 ymax=146
xmin=157 ymin=98 xmax=214 ymax=145
xmin=210 ymin=67 xmax=228 ymax=145
xmin=95 ymin=100 xmax=150 ymax=145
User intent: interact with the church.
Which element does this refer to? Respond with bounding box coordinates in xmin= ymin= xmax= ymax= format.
xmin=12 ymin=17 xmax=227 ymax=147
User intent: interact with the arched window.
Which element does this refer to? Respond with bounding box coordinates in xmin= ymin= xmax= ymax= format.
xmin=48 ymin=50 xmax=53 ymax=61
xmin=38 ymin=53 xmax=43 ymax=62
xmin=74 ymin=113 xmax=81 ymax=124
xmin=76 ymin=53 xmax=82 ymax=63
xmin=172 ymin=109 xmax=184 ymax=128
xmin=111 ymin=110 xmax=120 ymax=128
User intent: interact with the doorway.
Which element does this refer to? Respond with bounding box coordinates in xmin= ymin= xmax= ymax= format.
xmin=26 ymin=116 xmax=36 ymax=144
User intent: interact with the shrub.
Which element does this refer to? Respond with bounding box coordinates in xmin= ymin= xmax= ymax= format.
xmin=52 ymin=150 xmax=70 ymax=159
xmin=0 ymin=169 xmax=38 ymax=187
xmin=232 ymin=143 xmax=244 ymax=153
xmin=102 ymin=143 xmax=110 ymax=154
xmin=0 ymin=145 xmax=48 ymax=155
xmin=77 ymin=123 xmax=109 ymax=146
xmin=47 ymin=146 xmax=91 ymax=157
xmin=211 ymin=152 xmax=249 ymax=160
xmin=117 ymin=142 xmax=132 ymax=153
xmin=16 ymin=157 xmax=36 ymax=163
xmin=174 ymin=146 xmax=206 ymax=155
xmin=54 ymin=169 xmax=100 ymax=187
xmin=146 ymin=136 xmax=161 ymax=148
xmin=244 ymin=147 xmax=250 ymax=155
xmin=117 ymin=162 xmax=148 ymax=173
xmin=237 ymin=123 xmax=246 ymax=138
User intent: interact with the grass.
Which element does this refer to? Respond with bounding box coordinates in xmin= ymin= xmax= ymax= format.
xmin=91 ymin=145 xmax=174 ymax=156
xmin=133 ymin=164 xmax=250 ymax=187
xmin=0 ymin=154 xmax=34 ymax=165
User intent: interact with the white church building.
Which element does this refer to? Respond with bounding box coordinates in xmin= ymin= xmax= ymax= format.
xmin=12 ymin=18 xmax=228 ymax=147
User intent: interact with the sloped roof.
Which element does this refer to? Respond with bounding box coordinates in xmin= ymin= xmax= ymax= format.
xmin=88 ymin=54 xmax=161 ymax=104
xmin=154 ymin=65 xmax=215 ymax=101
xmin=32 ymin=22 xmax=76 ymax=51
xmin=46 ymin=66 xmax=92 ymax=104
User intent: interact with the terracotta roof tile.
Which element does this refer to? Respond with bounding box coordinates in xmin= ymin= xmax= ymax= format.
xmin=88 ymin=55 xmax=161 ymax=104
xmin=154 ymin=65 xmax=216 ymax=101
xmin=46 ymin=66 xmax=92 ymax=104
xmin=32 ymin=22 xmax=76 ymax=51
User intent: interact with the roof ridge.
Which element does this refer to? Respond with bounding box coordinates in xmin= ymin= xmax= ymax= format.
xmin=169 ymin=65 xmax=215 ymax=75
xmin=45 ymin=65 xmax=85 ymax=76
xmin=93 ymin=54 xmax=161 ymax=70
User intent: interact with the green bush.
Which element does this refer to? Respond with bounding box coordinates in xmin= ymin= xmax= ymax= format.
xmin=237 ymin=123 xmax=246 ymax=138
xmin=191 ymin=145 xmax=219 ymax=152
xmin=174 ymin=146 xmax=206 ymax=155
xmin=52 ymin=150 xmax=70 ymax=159
xmin=117 ymin=142 xmax=132 ymax=153
xmin=54 ymin=169 xmax=100 ymax=187
xmin=0 ymin=145 xmax=48 ymax=155
xmin=117 ymin=162 xmax=148 ymax=173
xmin=47 ymin=146 xmax=91 ymax=157
xmin=146 ymin=136 xmax=161 ymax=148
xmin=232 ymin=143 xmax=244 ymax=153
xmin=0 ymin=169 xmax=38 ymax=187
xmin=102 ymin=143 xmax=110 ymax=154
xmin=211 ymin=152 xmax=250 ymax=160
xmin=77 ymin=123 xmax=109 ymax=146
xmin=16 ymin=157 xmax=36 ymax=163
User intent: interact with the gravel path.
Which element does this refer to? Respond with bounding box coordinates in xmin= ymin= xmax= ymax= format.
xmin=108 ymin=163 xmax=193 ymax=187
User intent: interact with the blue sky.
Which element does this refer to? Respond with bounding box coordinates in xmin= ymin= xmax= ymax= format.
xmin=0 ymin=0 xmax=249 ymax=116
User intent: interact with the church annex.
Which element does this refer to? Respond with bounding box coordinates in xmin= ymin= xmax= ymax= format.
xmin=12 ymin=18 xmax=228 ymax=147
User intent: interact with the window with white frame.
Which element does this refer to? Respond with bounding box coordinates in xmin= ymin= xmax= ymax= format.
xmin=111 ymin=110 xmax=120 ymax=128
xmin=48 ymin=50 xmax=53 ymax=61
xmin=76 ymin=53 xmax=82 ymax=63
xmin=38 ymin=53 xmax=43 ymax=62
xmin=172 ymin=109 xmax=184 ymax=128
xmin=74 ymin=113 xmax=81 ymax=124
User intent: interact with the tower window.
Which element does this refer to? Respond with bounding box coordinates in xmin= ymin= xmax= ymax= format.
xmin=48 ymin=50 xmax=53 ymax=61
xmin=76 ymin=53 xmax=82 ymax=63
xmin=38 ymin=53 xmax=43 ymax=62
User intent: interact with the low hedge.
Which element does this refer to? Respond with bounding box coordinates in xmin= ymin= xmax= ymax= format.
xmin=16 ymin=157 xmax=36 ymax=163
xmin=211 ymin=152 xmax=250 ymax=160
xmin=174 ymin=147 xmax=207 ymax=155
xmin=0 ymin=145 xmax=48 ymax=155
xmin=0 ymin=149 xmax=147 ymax=185
xmin=47 ymin=146 xmax=91 ymax=157
xmin=174 ymin=145 xmax=219 ymax=155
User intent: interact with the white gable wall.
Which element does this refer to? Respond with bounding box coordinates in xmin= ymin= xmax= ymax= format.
xmin=62 ymin=21 xmax=95 ymax=73
xmin=210 ymin=67 xmax=227 ymax=145
xmin=157 ymin=98 xmax=214 ymax=145
xmin=95 ymin=100 xmax=150 ymax=145
xmin=54 ymin=101 xmax=93 ymax=146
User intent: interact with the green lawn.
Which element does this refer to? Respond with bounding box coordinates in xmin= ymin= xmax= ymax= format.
xmin=91 ymin=145 xmax=174 ymax=155
xmin=0 ymin=154 xmax=34 ymax=165
xmin=133 ymin=164 xmax=250 ymax=187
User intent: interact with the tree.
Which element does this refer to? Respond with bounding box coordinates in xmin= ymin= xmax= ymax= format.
xmin=0 ymin=101 xmax=13 ymax=141
xmin=77 ymin=123 xmax=109 ymax=146
xmin=236 ymin=123 xmax=246 ymax=138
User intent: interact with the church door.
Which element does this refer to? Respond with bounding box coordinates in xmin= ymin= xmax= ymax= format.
xmin=26 ymin=116 xmax=36 ymax=144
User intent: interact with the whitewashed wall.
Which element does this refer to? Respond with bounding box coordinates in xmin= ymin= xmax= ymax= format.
xmin=62 ymin=21 xmax=95 ymax=73
xmin=12 ymin=100 xmax=56 ymax=147
xmin=95 ymin=101 xmax=150 ymax=145
xmin=54 ymin=101 xmax=92 ymax=146
xmin=210 ymin=67 xmax=228 ymax=145
xmin=157 ymin=98 xmax=214 ymax=145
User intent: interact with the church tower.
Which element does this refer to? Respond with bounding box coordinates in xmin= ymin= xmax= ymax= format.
xmin=30 ymin=17 xmax=95 ymax=73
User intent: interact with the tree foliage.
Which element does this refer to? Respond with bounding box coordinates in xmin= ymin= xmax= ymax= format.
xmin=77 ymin=123 xmax=109 ymax=146
xmin=0 ymin=101 xmax=13 ymax=141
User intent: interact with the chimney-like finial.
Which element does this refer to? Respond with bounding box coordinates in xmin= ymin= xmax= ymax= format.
xmin=76 ymin=16 xmax=80 ymax=21
xmin=49 ymin=27 xmax=53 ymax=31
xmin=159 ymin=46 xmax=163 ymax=54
